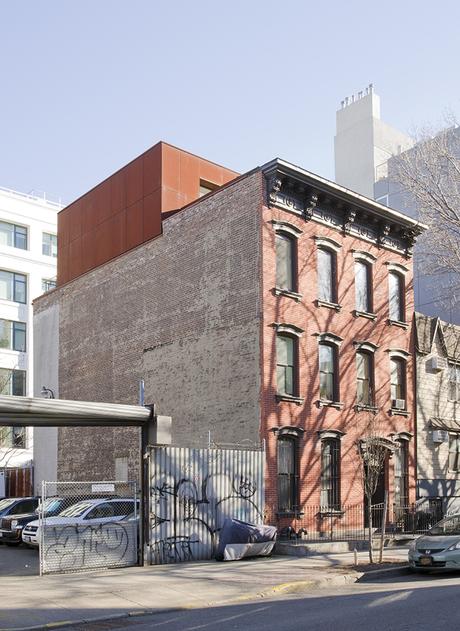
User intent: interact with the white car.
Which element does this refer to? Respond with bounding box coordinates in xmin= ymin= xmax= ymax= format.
xmin=22 ymin=498 xmax=137 ymax=547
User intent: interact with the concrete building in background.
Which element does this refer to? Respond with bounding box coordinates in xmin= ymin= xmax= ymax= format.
xmin=34 ymin=142 xmax=423 ymax=533
xmin=334 ymin=84 xmax=413 ymax=199
xmin=0 ymin=187 xmax=60 ymax=493
xmin=335 ymin=87 xmax=460 ymax=324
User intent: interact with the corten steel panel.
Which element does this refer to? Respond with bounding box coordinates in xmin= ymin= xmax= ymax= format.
xmin=126 ymin=157 xmax=144 ymax=207
xmin=56 ymin=142 xmax=238 ymax=286
xmin=126 ymin=200 xmax=144 ymax=250
xmin=161 ymin=144 xmax=181 ymax=191
xmin=58 ymin=210 xmax=70 ymax=248
xmin=110 ymin=170 xmax=126 ymax=215
xmin=143 ymin=144 xmax=162 ymax=196
xmin=68 ymin=237 xmax=83 ymax=281
xmin=69 ymin=199 xmax=82 ymax=242
xmin=143 ymin=190 xmax=162 ymax=240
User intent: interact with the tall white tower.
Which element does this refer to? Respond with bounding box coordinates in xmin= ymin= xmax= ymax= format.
xmin=334 ymin=84 xmax=413 ymax=198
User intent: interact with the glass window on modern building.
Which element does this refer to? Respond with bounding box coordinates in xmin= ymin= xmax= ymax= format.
xmin=449 ymin=434 xmax=460 ymax=472
xmin=356 ymin=351 xmax=373 ymax=406
xmin=390 ymin=357 xmax=406 ymax=408
xmin=276 ymin=233 xmax=295 ymax=292
xmin=389 ymin=271 xmax=405 ymax=322
xmin=0 ymin=320 xmax=26 ymax=352
xmin=42 ymin=278 xmax=57 ymax=293
xmin=42 ymin=232 xmax=57 ymax=257
xmin=0 ymin=222 xmax=27 ymax=250
xmin=276 ymin=334 xmax=296 ymax=397
xmin=355 ymin=260 xmax=372 ymax=313
xmin=317 ymin=248 xmax=337 ymax=303
xmin=319 ymin=343 xmax=338 ymax=402
xmin=320 ymin=437 xmax=341 ymax=510
xmin=277 ymin=435 xmax=298 ymax=513
xmin=0 ymin=368 xmax=26 ymax=396
xmin=0 ymin=270 xmax=27 ymax=303
xmin=449 ymin=364 xmax=460 ymax=401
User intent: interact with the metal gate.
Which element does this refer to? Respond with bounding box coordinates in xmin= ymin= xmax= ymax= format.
xmin=37 ymin=480 xmax=138 ymax=575
xmin=150 ymin=446 xmax=265 ymax=564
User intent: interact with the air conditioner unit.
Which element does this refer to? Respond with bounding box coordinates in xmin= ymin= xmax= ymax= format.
xmin=429 ymin=356 xmax=448 ymax=372
xmin=432 ymin=430 xmax=449 ymax=443
xmin=392 ymin=399 xmax=406 ymax=410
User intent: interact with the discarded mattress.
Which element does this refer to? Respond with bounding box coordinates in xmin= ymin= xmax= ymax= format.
xmin=216 ymin=518 xmax=277 ymax=561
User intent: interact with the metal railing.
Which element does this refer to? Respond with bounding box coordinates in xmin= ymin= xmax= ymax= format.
xmin=278 ymin=503 xmax=440 ymax=542
xmin=0 ymin=185 xmax=64 ymax=208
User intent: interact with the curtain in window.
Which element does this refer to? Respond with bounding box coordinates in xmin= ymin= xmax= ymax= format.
xmin=389 ymin=272 xmax=404 ymax=321
xmin=276 ymin=335 xmax=295 ymax=396
xmin=390 ymin=358 xmax=405 ymax=403
xmin=317 ymin=249 xmax=334 ymax=302
xmin=356 ymin=351 xmax=372 ymax=405
xmin=319 ymin=344 xmax=335 ymax=401
xmin=355 ymin=261 xmax=370 ymax=312
xmin=276 ymin=233 xmax=294 ymax=291
xmin=449 ymin=435 xmax=460 ymax=471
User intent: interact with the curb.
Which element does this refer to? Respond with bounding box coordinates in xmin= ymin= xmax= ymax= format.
xmin=0 ymin=566 xmax=408 ymax=631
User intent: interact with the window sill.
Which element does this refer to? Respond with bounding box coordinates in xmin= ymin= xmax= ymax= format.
xmin=316 ymin=400 xmax=343 ymax=410
xmin=273 ymin=287 xmax=303 ymax=302
xmin=353 ymin=310 xmax=377 ymax=321
xmin=316 ymin=299 xmax=342 ymax=312
xmin=276 ymin=394 xmax=305 ymax=405
xmin=388 ymin=319 xmax=409 ymax=330
xmin=390 ymin=408 xmax=410 ymax=417
xmin=355 ymin=404 xmax=379 ymax=414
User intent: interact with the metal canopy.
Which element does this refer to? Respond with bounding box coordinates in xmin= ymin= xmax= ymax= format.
xmin=0 ymin=395 xmax=153 ymax=427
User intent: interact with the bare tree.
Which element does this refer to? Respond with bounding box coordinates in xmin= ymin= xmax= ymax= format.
xmin=391 ymin=119 xmax=460 ymax=292
xmin=359 ymin=413 xmax=390 ymax=564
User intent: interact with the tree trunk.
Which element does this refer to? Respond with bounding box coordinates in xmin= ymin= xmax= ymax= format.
xmin=368 ymin=501 xmax=374 ymax=564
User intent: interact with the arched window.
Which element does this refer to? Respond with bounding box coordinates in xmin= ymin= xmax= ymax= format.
xmin=390 ymin=357 xmax=406 ymax=409
xmin=319 ymin=343 xmax=338 ymax=402
xmin=317 ymin=248 xmax=337 ymax=303
xmin=389 ymin=271 xmax=405 ymax=322
xmin=320 ymin=436 xmax=341 ymax=510
xmin=355 ymin=260 xmax=372 ymax=313
xmin=277 ymin=434 xmax=298 ymax=513
xmin=276 ymin=232 xmax=296 ymax=292
xmin=356 ymin=351 xmax=374 ymax=406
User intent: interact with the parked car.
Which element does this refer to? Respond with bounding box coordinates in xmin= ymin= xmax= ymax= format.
xmin=0 ymin=497 xmax=39 ymax=545
xmin=0 ymin=496 xmax=86 ymax=546
xmin=408 ymin=513 xmax=460 ymax=571
xmin=22 ymin=497 xmax=137 ymax=547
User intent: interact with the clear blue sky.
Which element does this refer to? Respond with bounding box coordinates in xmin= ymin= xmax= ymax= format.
xmin=1 ymin=0 xmax=459 ymax=205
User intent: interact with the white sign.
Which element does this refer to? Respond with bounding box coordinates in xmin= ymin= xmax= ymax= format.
xmin=91 ymin=483 xmax=115 ymax=493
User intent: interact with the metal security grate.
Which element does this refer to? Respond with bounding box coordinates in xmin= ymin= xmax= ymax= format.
xmin=38 ymin=480 xmax=138 ymax=575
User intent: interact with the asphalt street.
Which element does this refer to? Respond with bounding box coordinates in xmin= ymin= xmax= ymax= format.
xmin=0 ymin=543 xmax=37 ymax=576
xmin=65 ymin=570 xmax=460 ymax=631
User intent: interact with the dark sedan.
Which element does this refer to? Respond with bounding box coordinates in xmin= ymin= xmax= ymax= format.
xmin=0 ymin=497 xmax=39 ymax=544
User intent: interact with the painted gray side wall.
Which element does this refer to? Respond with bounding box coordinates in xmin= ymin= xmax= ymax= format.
xmin=33 ymin=172 xmax=262 ymax=481
xmin=33 ymin=302 xmax=59 ymax=492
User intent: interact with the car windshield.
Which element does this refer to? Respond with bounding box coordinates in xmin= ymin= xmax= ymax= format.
xmin=58 ymin=502 xmax=95 ymax=518
xmin=0 ymin=499 xmax=17 ymax=512
xmin=428 ymin=515 xmax=460 ymax=536
xmin=35 ymin=499 xmax=63 ymax=515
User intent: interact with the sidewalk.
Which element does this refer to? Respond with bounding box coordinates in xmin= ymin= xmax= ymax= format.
xmin=0 ymin=548 xmax=409 ymax=631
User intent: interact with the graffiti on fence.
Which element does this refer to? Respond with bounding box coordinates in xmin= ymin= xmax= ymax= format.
xmin=150 ymin=447 xmax=264 ymax=563
xmin=43 ymin=521 xmax=137 ymax=573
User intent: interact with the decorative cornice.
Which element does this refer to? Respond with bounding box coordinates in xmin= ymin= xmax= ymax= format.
xmin=263 ymin=163 xmax=425 ymax=257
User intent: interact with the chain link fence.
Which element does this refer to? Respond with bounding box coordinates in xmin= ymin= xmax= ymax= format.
xmin=35 ymin=481 xmax=138 ymax=575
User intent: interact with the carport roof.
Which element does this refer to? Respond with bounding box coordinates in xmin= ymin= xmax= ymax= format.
xmin=0 ymin=396 xmax=152 ymax=427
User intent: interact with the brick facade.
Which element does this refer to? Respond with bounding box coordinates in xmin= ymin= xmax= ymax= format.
xmin=34 ymin=149 xmax=423 ymax=529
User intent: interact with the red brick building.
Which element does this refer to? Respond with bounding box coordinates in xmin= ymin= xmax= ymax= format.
xmin=34 ymin=145 xmax=423 ymax=532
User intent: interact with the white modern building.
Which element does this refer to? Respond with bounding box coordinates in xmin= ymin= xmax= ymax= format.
xmin=334 ymin=84 xmax=414 ymax=199
xmin=0 ymin=186 xmax=60 ymax=477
